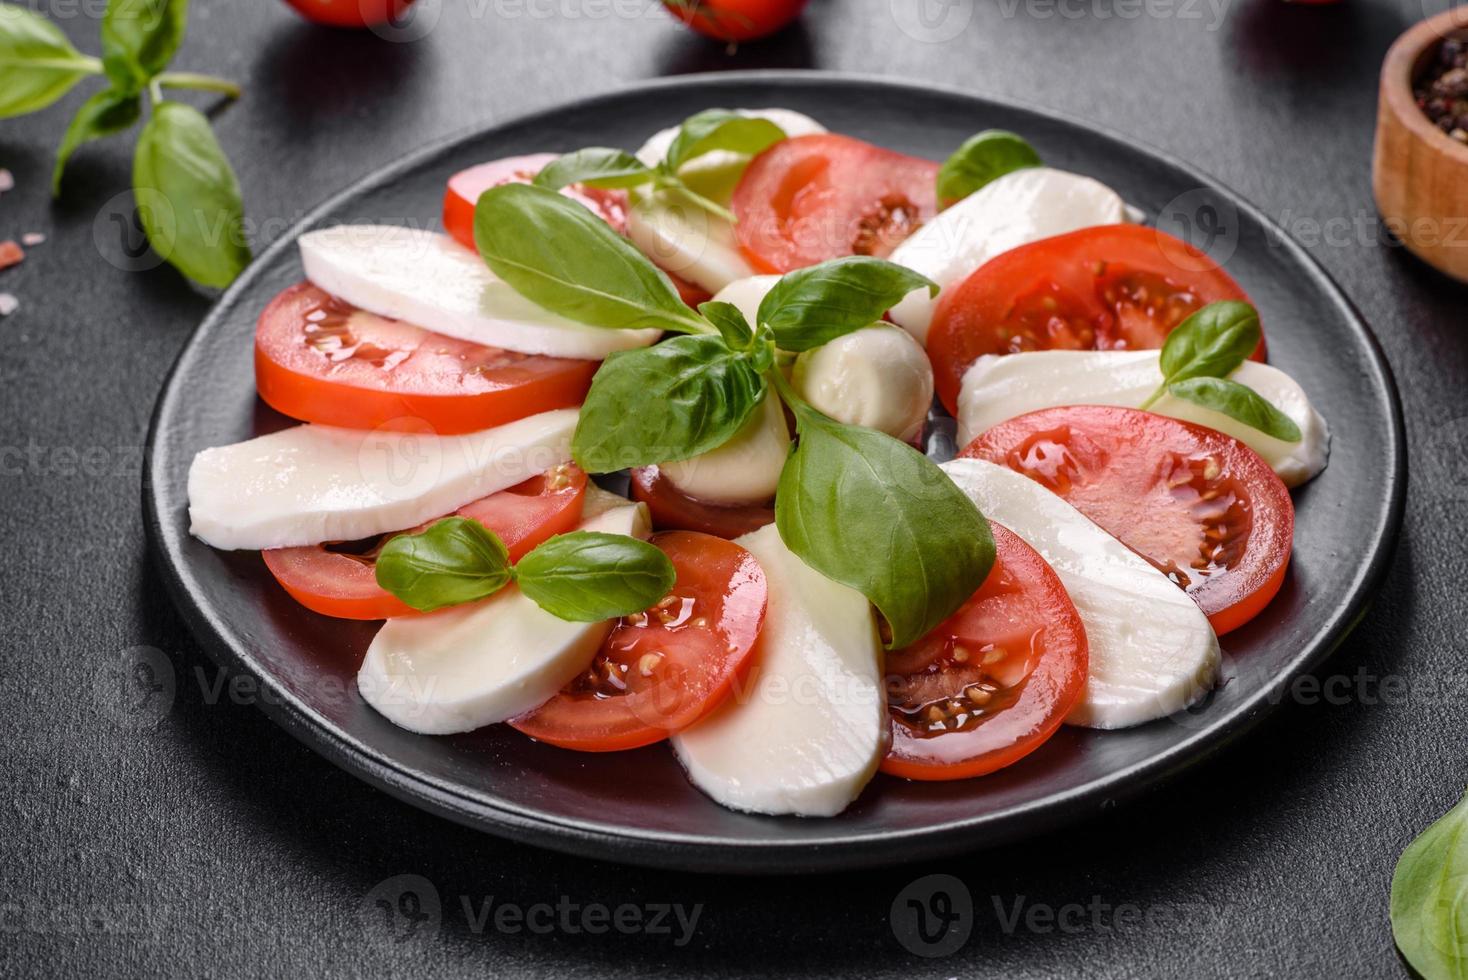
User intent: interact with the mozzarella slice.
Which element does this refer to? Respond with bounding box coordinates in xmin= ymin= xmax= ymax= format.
xmin=792 ymin=325 xmax=935 ymax=442
xmin=660 ymin=392 xmax=791 ymax=505
xmin=188 ymin=409 xmax=577 ymax=551
xmin=956 ymin=350 xmax=1330 ymax=487
xmin=672 ymin=524 xmax=887 ymax=817
xmin=887 ymin=167 xmax=1129 ymax=343
xmin=940 ymin=458 xmax=1220 ymax=729
xmin=299 ymin=225 xmax=661 ymax=359
xmin=357 ymin=500 xmax=652 ymax=735
xmin=626 ymin=109 xmax=827 ymax=295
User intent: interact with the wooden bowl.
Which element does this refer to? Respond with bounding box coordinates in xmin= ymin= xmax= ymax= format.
xmin=1373 ymin=7 xmax=1468 ymax=283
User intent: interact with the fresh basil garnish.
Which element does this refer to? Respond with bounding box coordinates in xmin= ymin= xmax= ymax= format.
xmin=1154 ymin=300 xmax=1261 ymax=391
xmin=1391 ymin=789 xmax=1468 ymax=979
xmin=756 ymin=256 xmax=937 ymax=352
xmin=572 ymin=334 xmax=766 ymax=473
xmin=936 ymin=130 xmax=1041 ymax=206
xmin=53 ymin=88 xmax=141 ymax=194
xmin=515 ymin=531 xmax=677 ymax=623
xmin=1168 ymin=377 xmax=1303 ymax=443
xmin=133 ymin=100 xmax=251 ymax=288
xmin=474 ymin=182 xmax=707 ymax=335
xmin=0 ymin=4 xmax=99 ymax=119
xmin=663 ymin=109 xmax=786 ymax=173
xmin=533 ymin=147 xmax=653 ymax=191
xmin=375 ymin=517 xmax=514 ymax=613
xmin=698 ymin=300 xmax=754 ymax=349
xmin=774 ymin=382 xmax=995 ymax=649
xmin=101 ymin=0 xmax=187 ymax=93
xmin=375 ymin=519 xmax=674 ymax=620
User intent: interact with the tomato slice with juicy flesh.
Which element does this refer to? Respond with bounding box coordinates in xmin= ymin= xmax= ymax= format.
xmin=629 ymin=465 xmax=775 ymax=540
xmin=732 ymin=133 xmax=940 ymax=273
xmin=442 ymin=153 xmax=630 ymax=250
xmin=262 ymin=465 xmax=588 ymax=620
xmin=882 ymin=523 xmax=1088 ymax=781
xmin=961 ymin=405 xmax=1294 ymax=635
xmin=254 ymin=282 xmax=597 ymax=434
xmin=442 ymin=155 xmax=708 ymax=307
xmin=510 ymin=531 xmax=769 ymax=752
xmin=927 ymin=224 xmax=1263 ymax=413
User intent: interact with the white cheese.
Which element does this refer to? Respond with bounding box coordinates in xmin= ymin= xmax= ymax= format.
xmin=956 ymin=349 xmax=1330 ymax=487
xmin=672 ymin=523 xmax=887 ymax=816
xmin=357 ymin=500 xmax=651 ymax=735
xmin=660 ymin=391 xmax=790 ymax=505
xmin=792 ymin=325 xmax=935 ymax=441
xmin=941 ymin=459 xmax=1220 ymax=729
xmin=299 ymin=225 xmax=661 ymax=360
xmin=887 ymin=167 xmax=1128 ymax=343
xmin=187 ymin=409 xmax=577 ymax=550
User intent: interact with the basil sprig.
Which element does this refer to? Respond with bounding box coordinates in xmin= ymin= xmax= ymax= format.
xmin=375 ymin=517 xmax=675 ymax=621
xmin=0 ymin=0 xmax=249 ymax=287
xmin=533 ymin=108 xmax=786 ymax=222
xmin=774 ymin=375 xmax=994 ymax=648
xmin=1390 ymin=789 xmax=1468 ymax=979
xmin=1139 ymin=301 xmax=1301 ymax=442
xmin=471 ymin=175 xmax=987 ymax=647
xmin=936 ymin=130 xmax=1041 ymax=207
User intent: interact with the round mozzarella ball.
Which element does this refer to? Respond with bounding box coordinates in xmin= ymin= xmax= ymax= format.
xmin=660 ymin=391 xmax=791 ymax=505
xmin=792 ymin=325 xmax=935 ymax=442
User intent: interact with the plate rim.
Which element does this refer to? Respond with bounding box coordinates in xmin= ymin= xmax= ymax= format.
xmin=142 ymin=70 xmax=1408 ymax=874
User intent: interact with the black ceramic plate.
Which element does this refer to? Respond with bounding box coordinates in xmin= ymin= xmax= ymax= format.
xmin=143 ymin=72 xmax=1405 ymax=874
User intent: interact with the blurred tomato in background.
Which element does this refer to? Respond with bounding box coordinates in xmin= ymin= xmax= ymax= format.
xmin=283 ymin=0 xmax=419 ymax=28
xmin=662 ymin=0 xmax=810 ymax=42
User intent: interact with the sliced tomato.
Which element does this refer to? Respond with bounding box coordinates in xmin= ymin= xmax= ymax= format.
xmin=882 ymin=523 xmax=1088 ymax=781
xmin=732 ymin=133 xmax=939 ymax=273
xmin=961 ymin=405 xmax=1294 ymax=635
xmin=442 ymin=153 xmax=629 ymax=251
xmin=254 ymin=282 xmax=596 ymax=434
xmin=262 ymin=465 xmax=588 ymax=620
xmin=629 ymin=465 xmax=775 ymax=539
xmin=509 ymin=531 xmax=768 ymax=752
xmin=927 ymin=224 xmax=1263 ymax=413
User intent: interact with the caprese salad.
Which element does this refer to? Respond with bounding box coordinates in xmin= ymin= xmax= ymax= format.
xmin=186 ymin=107 xmax=1330 ymax=818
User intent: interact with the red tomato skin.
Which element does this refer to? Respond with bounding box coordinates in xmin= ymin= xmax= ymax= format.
xmin=282 ymin=0 xmax=416 ymax=28
xmin=881 ymin=523 xmax=1089 ymax=781
xmin=442 ymin=154 xmax=629 ymax=252
xmin=961 ymin=405 xmax=1294 ymax=635
xmin=254 ymin=282 xmax=596 ymax=434
xmin=263 ymin=466 xmax=588 ymax=621
xmin=629 ymin=465 xmax=775 ymax=539
xmin=732 ymin=134 xmax=939 ymax=273
xmin=509 ymin=531 xmax=769 ymax=751
xmin=661 ymin=0 xmax=809 ymax=41
xmin=927 ymin=224 xmax=1264 ymax=413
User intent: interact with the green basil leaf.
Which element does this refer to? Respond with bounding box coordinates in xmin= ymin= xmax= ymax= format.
xmin=775 ymin=408 xmax=995 ymax=649
xmin=132 ymin=100 xmax=251 ymax=288
xmin=572 ymin=334 xmax=765 ymax=472
xmin=936 ymin=130 xmax=1041 ymax=206
xmin=101 ymin=0 xmax=187 ymax=93
xmin=516 ymin=531 xmax=676 ymax=623
xmin=533 ymin=147 xmax=653 ymax=191
xmin=698 ymin=300 xmax=752 ymax=349
xmin=1167 ymin=377 xmax=1302 ymax=442
xmin=0 ymin=4 xmax=97 ymax=119
xmin=474 ymin=182 xmax=706 ymax=334
xmin=374 ymin=517 xmax=513 ymax=613
xmin=664 ymin=109 xmax=786 ymax=173
xmin=1158 ymin=300 xmax=1261 ymax=386
xmin=52 ymin=87 xmax=141 ymax=195
xmin=756 ymin=256 xmax=937 ymax=352
xmin=1390 ymin=789 xmax=1468 ymax=980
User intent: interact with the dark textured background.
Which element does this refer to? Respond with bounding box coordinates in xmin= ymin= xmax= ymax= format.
xmin=1 ymin=0 xmax=1464 ymax=976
